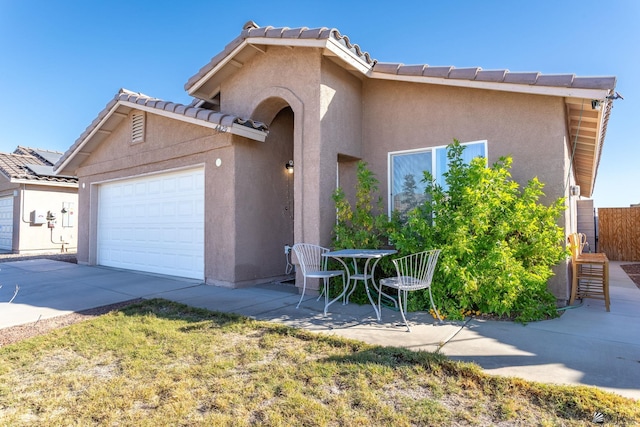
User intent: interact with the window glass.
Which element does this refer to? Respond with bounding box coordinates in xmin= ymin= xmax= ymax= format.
xmin=435 ymin=142 xmax=486 ymax=188
xmin=389 ymin=141 xmax=486 ymax=214
xmin=391 ymin=151 xmax=431 ymax=216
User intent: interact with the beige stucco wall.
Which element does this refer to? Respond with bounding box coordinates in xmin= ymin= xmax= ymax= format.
xmin=361 ymin=79 xmax=571 ymax=299
xmin=74 ymin=111 xmax=239 ymax=285
xmin=0 ymin=183 xmax=77 ymax=253
xmin=221 ymin=46 xmax=326 ymax=251
xmin=69 ymin=43 xmax=581 ymax=301
xmin=232 ymin=108 xmax=294 ymax=285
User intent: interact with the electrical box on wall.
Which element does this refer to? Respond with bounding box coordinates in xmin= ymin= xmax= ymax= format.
xmin=61 ymin=202 xmax=75 ymax=228
xmin=30 ymin=210 xmax=46 ymax=225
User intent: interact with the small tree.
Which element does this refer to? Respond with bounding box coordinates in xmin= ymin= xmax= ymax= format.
xmin=332 ymin=161 xmax=389 ymax=251
xmin=332 ymin=161 xmax=391 ymax=303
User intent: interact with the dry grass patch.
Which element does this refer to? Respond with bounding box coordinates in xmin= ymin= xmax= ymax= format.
xmin=0 ymin=299 xmax=638 ymax=426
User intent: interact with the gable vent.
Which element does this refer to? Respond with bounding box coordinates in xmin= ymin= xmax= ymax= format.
xmin=131 ymin=112 xmax=145 ymax=143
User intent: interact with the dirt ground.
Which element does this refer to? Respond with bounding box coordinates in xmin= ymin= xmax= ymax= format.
xmin=620 ymin=263 xmax=640 ymax=289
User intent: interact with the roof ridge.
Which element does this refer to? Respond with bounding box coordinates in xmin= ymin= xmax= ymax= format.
xmin=184 ymin=21 xmax=376 ymax=92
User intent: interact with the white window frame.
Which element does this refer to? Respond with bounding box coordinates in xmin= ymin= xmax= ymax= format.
xmin=387 ymin=140 xmax=488 ymax=216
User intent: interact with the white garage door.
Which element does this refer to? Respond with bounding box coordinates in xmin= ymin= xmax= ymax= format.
xmin=97 ymin=168 xmax=205 ymax=279
xmin=0 ymin=196 xmax=13 ymax=251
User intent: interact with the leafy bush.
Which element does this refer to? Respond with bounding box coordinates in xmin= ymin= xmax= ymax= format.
xmin=388 ymin=142 xmax=567 ymax=322
xmin=332 ymin=143 xmax=567 ymax=322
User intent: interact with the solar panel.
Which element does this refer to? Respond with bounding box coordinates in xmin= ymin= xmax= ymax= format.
xmin=24 ymin=164 xmax=75 ymax=179
xmin=31 ymin=149 xmax=62 ymax=165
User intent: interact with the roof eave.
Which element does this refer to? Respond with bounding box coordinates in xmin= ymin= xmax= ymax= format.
xmin=54 ymin=99 xmax=268 ymax=175
xmin=370 ymin=71 xmax=612 ymax=99
xmin=54 ymin=101 xmax=123 ymax=176
xmin=120 ymin=101 xmax=267 ymax=141
xmin=577 ymin=96 xmax=613 ymax=198
xmin=10 ymin=178 xmax=78 ymax=188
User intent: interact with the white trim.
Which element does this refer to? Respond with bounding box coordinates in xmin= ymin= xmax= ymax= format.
xmin=387 ymin=139 xmax=487 ymax=157
xmin=187 ymin=36 xmax=374 ymax=96
xmin=9 ymin=179 xmax=78 ymax=188
xmin=91 ymin=163 xmax=206 ymax=186
xmin=371 ymin=71 xmax=610 ymax=100
xmin=187 ymin=38 xmax=329 ymax=96
xmin=245 ymin=37 xmax=328 ymax=49
xmin=187 ymin=41 xmax=248 ymax=95
xmin=324 ymin=37 xmax=373 ymax=75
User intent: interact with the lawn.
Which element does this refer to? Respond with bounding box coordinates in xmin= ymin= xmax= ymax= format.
xmin=0 ymin=299 xmax=638 ymax=426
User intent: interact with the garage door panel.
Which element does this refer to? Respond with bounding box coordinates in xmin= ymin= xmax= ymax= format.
xmin=97 ymin=168 xmax=204 ymax=279
xmin=0 ymin=196 xmax=13 ymax=250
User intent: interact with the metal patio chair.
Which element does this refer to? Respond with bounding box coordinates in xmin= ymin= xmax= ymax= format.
xmin=380 ymin=249 xmax=442 ymax=332
xmin=292 ymin=243 xmax=346 ymax=315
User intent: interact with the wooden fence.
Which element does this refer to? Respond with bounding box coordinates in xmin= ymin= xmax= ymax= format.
xmin=598 ymin=207 xmax=640 ymax=261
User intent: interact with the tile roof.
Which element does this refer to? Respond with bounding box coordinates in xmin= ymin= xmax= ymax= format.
xmin=102 ymin=89 xmax=268 ymax=134
xmin=185 ymin=21 xmax=616 ymax=94
xmin=0 ymin=147 xmax=77 ymax=184
xmin=373 ymin=63 xmax=616 ymax=90
xmin=55 ymin=89 xmax=269 ymax=175
xmin=185 ymin=21 xmax=376 ymax=92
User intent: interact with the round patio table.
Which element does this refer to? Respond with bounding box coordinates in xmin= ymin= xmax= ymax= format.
xmin=322 ymin=248 xmax=397 ymax=320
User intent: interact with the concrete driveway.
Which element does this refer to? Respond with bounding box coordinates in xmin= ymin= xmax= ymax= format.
xmin=0 ymin=258 xmax=638 ymax=400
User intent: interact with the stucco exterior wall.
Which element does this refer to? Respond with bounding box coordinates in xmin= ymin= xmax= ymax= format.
xmin=231 ymin=109 xmax=294 ymax=285
xmin=0 ymin=183 xmax=77 ymax=253
xmin=74 ymin=111 xmax=238 ymax=285
xmin=361 ymin=79 xmax=571 ymax=299
xmin=317 ymin=59 xmax=364 ymax=247
xmin=15 ymin=186 xmax=78 ymax=253
xmin=220 ymin=47 xmax=326 ymax=249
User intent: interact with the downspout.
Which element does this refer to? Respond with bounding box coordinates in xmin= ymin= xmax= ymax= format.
xmin=20 ymin=184 xmax=31 ymax=223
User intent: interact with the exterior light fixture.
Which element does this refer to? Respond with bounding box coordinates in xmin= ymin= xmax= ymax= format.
xmin=591 ymin=100 xmax=601 ymax=110
xmin=285 ymin=160 xmax=294 ymax=174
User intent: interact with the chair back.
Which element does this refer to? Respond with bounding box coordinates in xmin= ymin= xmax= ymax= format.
xmin=567 ymin=232 xmax=587 ymax=260
xmin=392 ymin=249 xmax=441 ymax=291
xmin=292 ymin=243 xmax=329 ymax=275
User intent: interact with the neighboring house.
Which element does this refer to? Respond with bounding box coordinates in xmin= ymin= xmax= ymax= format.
xmin=0 ymin=147 xmax=78 ymax=253
xmin=54 ymin=21 xmax=617 ymax=302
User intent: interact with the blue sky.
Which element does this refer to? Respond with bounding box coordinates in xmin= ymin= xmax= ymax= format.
xmin=0 ymin=0 xmax=638 ymax=208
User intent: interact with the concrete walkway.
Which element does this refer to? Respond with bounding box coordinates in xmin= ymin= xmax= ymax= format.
xmin=1 ymin=258 xmax=638 ymax=400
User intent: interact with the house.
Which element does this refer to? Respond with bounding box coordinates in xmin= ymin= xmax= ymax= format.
xmin=0 ymin=147 xmax=78 ymax=253
xmin=54 ymin=21 xmax=616 ymax=302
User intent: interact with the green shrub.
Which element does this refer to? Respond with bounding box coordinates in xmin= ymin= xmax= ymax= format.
xmin=388 ymin=141 xmax=567 ymax=322
xmin=332 ymin=143 xmax=568 ymax=322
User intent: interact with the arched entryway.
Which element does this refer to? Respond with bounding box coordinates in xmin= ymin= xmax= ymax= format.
xmin=232 ymin=98 xmax=295 ymax=283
